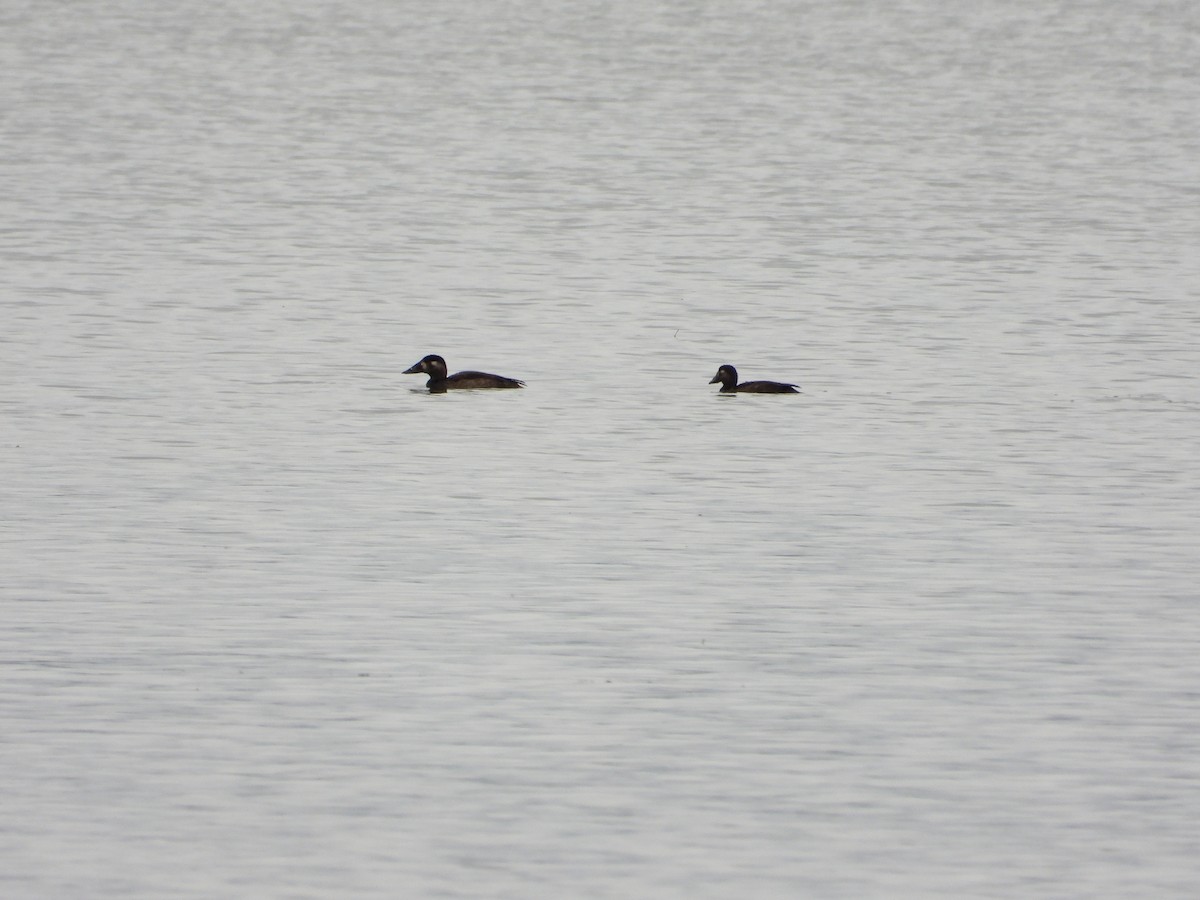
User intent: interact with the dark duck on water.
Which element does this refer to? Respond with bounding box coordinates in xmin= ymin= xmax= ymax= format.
xmin=708 ymin=364 xmax=798 ymax=394
xmin=404 ymin=354 xmax=525 ymax=393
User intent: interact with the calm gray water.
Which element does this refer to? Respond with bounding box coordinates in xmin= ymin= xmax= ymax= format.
xmin=3 ymin=0 xmax=1199 ymax=896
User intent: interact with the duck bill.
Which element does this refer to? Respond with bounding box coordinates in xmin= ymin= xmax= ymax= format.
xmin=403 ymin=362 xmax=423 ymax=374
xmin=708 ymin=374 xmax=721 ymax=384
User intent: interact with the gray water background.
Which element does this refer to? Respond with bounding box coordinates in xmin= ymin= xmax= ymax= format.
xmin=3 ymin=0 xmax=1199 ymax=896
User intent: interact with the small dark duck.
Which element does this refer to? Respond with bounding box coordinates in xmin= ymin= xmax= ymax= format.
xmin=709 ymin=364 xmax=798 ymax=394
xmin=404 ymin=354 xmax=525 ymax=393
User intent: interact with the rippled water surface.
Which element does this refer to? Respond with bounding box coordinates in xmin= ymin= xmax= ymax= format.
xmin=3 ymin=1 xmax=1199 ymax=896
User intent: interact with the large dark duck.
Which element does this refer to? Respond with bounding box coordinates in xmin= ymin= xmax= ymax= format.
xmin=709 ymin=364 xmax=798 ymax=394
xmin=404 ymin=354 xmax=525 ymax=393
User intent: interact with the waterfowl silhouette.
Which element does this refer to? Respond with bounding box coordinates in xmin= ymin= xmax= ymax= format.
xmin=404 ymin=354 xmax=524 ymax=393
xmin=709 ymin=364 xmax=798 ymax=394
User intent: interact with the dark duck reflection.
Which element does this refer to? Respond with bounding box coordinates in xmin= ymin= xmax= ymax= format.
xmin=709 ymin=364 xmax=798 ymax=394
xmin=404 ymin=354 xmax=525 ymax=393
